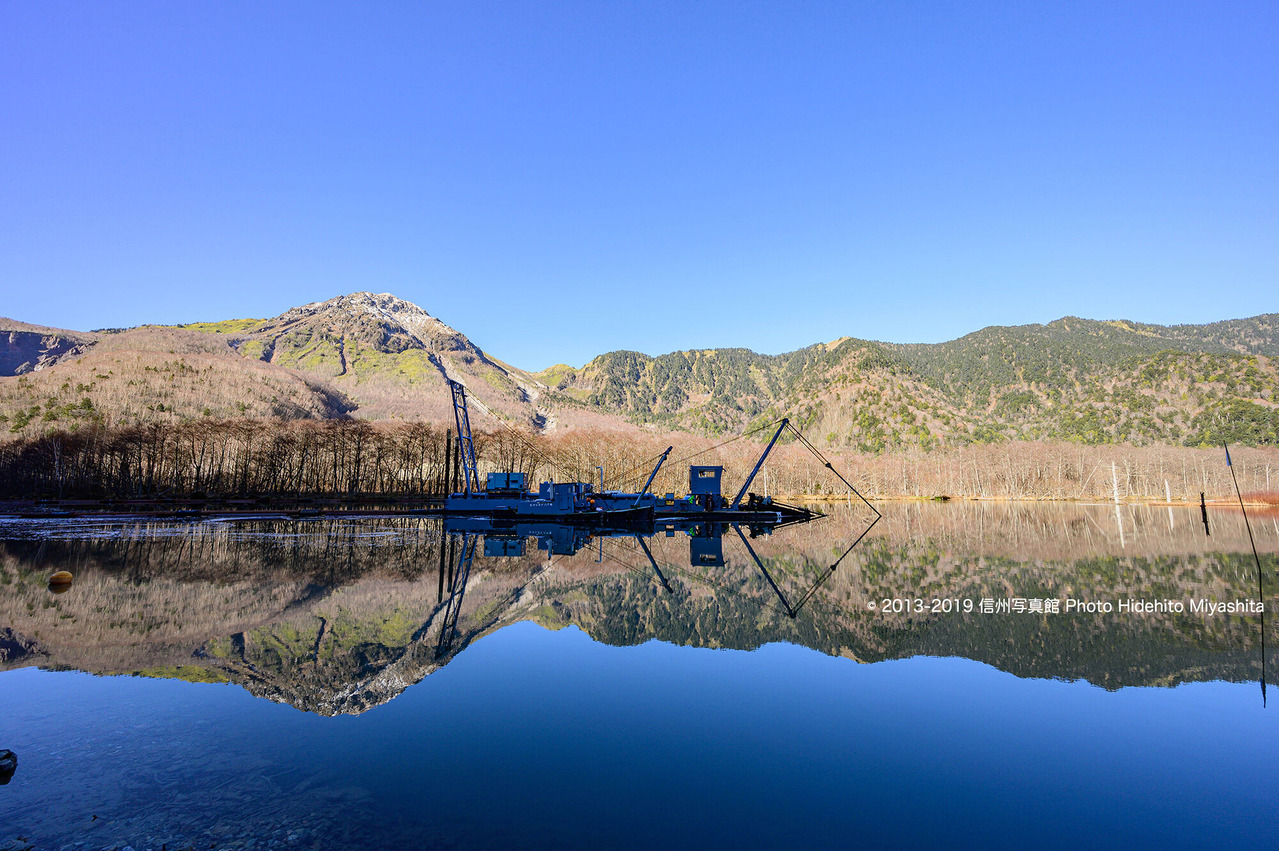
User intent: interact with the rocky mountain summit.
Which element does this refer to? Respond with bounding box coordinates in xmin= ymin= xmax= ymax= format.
xmin=274 ymin=292 xmax=478 ymax=355
xmin=231 ymin=292 xmax=483 ymax=372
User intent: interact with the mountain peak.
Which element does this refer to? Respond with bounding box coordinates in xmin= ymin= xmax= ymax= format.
xmin=282 ymin=292 xmax=453 ymax=334
xmin=259 ymin=292 xmax=479 ymax=359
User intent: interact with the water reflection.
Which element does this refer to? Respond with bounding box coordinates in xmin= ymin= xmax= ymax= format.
xmin=1 ymin=501 xmax=1274 ymax=715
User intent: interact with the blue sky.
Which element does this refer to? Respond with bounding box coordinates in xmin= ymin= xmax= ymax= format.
xmin=2 ymin=1 xmax=1275 ymax=370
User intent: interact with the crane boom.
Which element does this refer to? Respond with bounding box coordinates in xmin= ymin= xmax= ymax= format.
xmin=730 ymin=418 xmax=788 ymax=509
xmin=634 ymin=446 xmax=673 ymax=507
xmin=448 ymin=379 xmax=481 ymax=496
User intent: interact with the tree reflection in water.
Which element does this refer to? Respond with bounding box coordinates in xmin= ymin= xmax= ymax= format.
xmin=0 ymin=500 xmax=1274 ymax=714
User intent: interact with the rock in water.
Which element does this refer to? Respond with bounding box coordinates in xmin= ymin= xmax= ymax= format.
xmin=0 ymin=749 xmax=16 ymax=785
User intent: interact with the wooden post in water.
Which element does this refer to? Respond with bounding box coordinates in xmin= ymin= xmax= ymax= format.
xmin=1111 ymin=463 xmax=1125 ymax=548
xmin=437 ymin=535 xmax=446 ymax=603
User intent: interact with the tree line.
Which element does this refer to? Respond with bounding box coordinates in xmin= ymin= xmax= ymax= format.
xmin=0 ymin=419 xmax=1275 ymax=501
xmin=0 ymin=420 xmax=453 ymax=498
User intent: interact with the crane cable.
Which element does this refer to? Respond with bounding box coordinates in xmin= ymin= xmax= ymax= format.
xmin=602 ymin=418 xmax=783 ymax=491
xmin=599 ymin=447 xmax=675 ymax=492
xmin=456 ymin=386 xmax=557 ymax=476
xmin=783 ymin=421 xmax=879 ymax=516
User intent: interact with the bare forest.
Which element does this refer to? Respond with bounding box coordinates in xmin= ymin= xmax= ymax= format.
xmin=1 ymin=419 xmax=1275 ymax=503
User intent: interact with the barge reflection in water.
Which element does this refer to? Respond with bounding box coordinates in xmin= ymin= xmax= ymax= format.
xmin=0 ymin=501 xmax=1276 ymax=849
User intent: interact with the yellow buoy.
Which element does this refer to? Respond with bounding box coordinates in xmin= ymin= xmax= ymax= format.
xmin=48 ymin=570 xmax=74 ymax=592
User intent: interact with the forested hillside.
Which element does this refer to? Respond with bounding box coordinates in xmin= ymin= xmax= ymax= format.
xmin=4 ymin=298 xmax=1277 ymax=452
xmin=545 ymin=314 xmax=1279 ymax=450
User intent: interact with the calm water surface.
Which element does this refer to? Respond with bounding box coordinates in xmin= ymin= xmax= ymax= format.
xmin=1 ymin=502 xmax=1277 ymax=850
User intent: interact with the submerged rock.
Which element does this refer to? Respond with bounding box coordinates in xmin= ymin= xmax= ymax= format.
xmin=0 ymin=749 xmax=16 ymax=785
xmin=48 ymin=570 xmax=74 ymax=593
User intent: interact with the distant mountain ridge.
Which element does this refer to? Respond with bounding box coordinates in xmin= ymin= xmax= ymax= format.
xmin=889 ymin=314 xmax=1279 ymax=401
xmin=2 ymin=295 xmax=1276 ymax=448
xmin=543 ymin=313 xmax=1279 ymax=447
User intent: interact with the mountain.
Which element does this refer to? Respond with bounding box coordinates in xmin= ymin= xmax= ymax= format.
xmin=2 ymin=297 xmax=1277 ymax=449
xmin=0 ymin=294 xmax=623 ymax=437
xmin=184 ymin=292 xmax=550 ymax=424
xmin=545 ymin=314 xmax=1279 ymax=448
xmin=887 ymin=315 xmax=1279 ymax=402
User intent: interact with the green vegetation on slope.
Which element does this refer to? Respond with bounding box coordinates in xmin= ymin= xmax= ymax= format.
xmin=552 ymin=315 xmax=1279 ymax=450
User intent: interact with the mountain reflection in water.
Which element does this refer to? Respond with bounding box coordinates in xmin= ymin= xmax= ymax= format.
xmin=1 ymin=501 xmax=1274 ymax=715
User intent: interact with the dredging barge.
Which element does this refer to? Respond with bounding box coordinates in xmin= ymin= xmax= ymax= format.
xmin=442 ymin=379 xmax=821 ymax=526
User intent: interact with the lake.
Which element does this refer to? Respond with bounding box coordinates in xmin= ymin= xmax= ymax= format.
xmin=1 ymin=501 xmax=1276 ymax=850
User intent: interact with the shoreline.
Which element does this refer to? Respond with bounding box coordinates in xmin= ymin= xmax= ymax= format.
xmin=783 ymin=493 xmax=1279 ymax=506
xmin=1 ymin=493 xmax=1276 ymax=520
